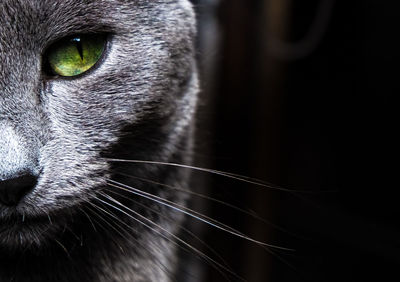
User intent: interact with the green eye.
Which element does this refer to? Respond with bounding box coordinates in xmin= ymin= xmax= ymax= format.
xmin=46 ymin=34 xmax=106 ymax=77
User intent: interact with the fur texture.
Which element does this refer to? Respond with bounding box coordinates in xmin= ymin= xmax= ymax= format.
xmin=0 ymin=1 xmax=198 ymax=281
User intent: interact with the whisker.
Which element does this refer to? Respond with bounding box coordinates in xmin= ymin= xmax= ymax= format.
xmin=47 ymin=213 xmax=53 ymax=225
xmin=97 ymin=192 xmax=241 ymax=281
xmin=84 ymin=205 xmax=130 ymax=254
xmin=85 ymin=201 xmax=133 ymax=244
xmin=54 ymin=239 xmax=71 ymax=259
xmin=105 ymin=180 xmax=301 ymax=278
xmin=107 ymin=179 xmax=292 ymax=251
xmin=103 ymin=158 xmax=325 ymax=193
xmin=113 ymin=171 xmax=301 ymax=239
xmin=22 ymin=222 xmax=53 ymax=253
xmin=86 ymin=200 xmax=181 ymax=281
xmin=105 ymin=187 xmax=234 ymax=272
xmin=78 ymin=207 xmax=98 ymax=233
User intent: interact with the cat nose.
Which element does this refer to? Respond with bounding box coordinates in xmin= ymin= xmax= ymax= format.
xmin=0 ymin=173 xmax=38 ymax=206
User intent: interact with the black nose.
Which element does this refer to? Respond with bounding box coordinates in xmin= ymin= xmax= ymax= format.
xmin=0 ymin=173 xmax=37 ymax=206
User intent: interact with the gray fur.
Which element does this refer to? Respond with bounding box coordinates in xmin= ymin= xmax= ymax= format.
xmin=0 ymin=1 xmax=198 ymax=281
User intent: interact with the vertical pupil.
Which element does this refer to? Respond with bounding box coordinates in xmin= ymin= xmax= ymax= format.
xmin=72 ymin=37 xmax=84 ymax=60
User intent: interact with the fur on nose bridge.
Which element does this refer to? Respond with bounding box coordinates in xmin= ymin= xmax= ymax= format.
xmin=0 ymin=123 xmax=38 ymax=180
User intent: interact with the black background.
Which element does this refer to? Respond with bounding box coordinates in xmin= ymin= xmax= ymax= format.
xmin=187 ymin=0 xmax=399 ymax=281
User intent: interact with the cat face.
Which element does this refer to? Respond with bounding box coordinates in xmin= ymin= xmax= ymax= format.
xmin=0 ymin=0 xmax=198 ymax=249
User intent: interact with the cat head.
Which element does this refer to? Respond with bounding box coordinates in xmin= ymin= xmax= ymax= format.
xmin=0 ymin=0 xmax=198 ymax=249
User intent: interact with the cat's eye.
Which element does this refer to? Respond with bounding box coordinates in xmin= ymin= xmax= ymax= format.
xmin=45 ymin=34 xmax=106 ymax=77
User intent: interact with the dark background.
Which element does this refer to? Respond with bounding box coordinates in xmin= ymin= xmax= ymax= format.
xmin=185 ymin=0 xmax=399 ymax=281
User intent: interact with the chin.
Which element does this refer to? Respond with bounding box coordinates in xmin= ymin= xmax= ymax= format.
xmin=0 ymin=209 xmax=68 ymax=252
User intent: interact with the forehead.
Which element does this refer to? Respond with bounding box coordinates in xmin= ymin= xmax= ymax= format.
xmin=0 ymin=0 xmax=191 ymax=55
xmin=0 ymin=1 xmax=122 ymax=35
xmin=0 ymin=0 xmax=154 ymax=53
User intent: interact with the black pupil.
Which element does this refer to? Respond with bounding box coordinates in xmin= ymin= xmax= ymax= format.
xmin=72 ymin=37 xmax=84 ymax=60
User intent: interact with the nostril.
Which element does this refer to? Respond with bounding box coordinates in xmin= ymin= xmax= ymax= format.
xmin=0 ymin=173 xmax=38 ymax=206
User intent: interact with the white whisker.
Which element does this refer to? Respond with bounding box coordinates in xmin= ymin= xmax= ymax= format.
xmin=113 ymin=171 xmax=300 ymax=238
xmin=107 ymin=179 xmax=293 ymax=251
xmin=103 ymin=158 xmax=320 ymax=193
xmin=105 ymin=187 xmax=234 ymax=272
xmin=87 ymin=200 xmax=184 ymax=280
xmin=97 ymin=192 xmax=242 ymax=281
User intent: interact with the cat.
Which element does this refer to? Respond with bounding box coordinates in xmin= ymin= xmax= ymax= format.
xmin=0 ymin=0 xmax=199 ymax=281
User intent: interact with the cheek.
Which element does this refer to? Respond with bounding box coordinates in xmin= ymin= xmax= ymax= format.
xmin=29 ymin=135 xmax=110 ymax=210
xmin=44 ymin=83 xmax=124 ymax=142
